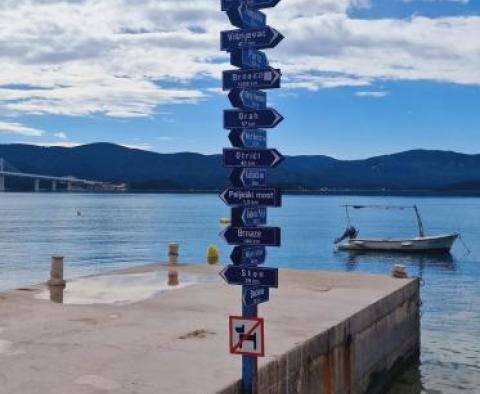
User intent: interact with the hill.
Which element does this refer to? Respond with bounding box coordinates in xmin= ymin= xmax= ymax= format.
xmin=0 ymin=143 xmax=479 ymax=192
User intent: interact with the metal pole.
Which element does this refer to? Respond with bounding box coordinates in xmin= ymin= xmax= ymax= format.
xmin=242 ymin=291 xmax=258 ymax=394
xmin=413 ymin=205 xmax=425 ymax=237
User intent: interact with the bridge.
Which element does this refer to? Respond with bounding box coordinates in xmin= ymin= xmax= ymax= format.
xmin=0 ymin=158 xmax=126 ymax=192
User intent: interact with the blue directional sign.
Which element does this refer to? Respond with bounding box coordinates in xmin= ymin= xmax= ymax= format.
xmin=220 ymin=187 xmax=281 ymax=207
xmin=221 ymin=226 xmax=281 ymax=247
xmin=223 ymin=68 xmax=281 ymax=91
xmin=232 ymin=207 xmax=267 ymax=226
xmin=230 ymin=168 xmax=266 ymax=187
xmin=224 ymin=108 xmax=283 ymax=129
xmin=222 ymin=0 xmax=281 ymax=11
xmin=231 ymin=246 xmax=267 ymax=265
xmin=221 ymin=26 xmax=284 ymax=52
xmin=229 ymin=90 xmax=266 ymax=110
xmin=229 ymin=129 xmax=267 ymax=148
xmin=231 ymin=49 xmax=269 ymax=69
xmin=243 ymin=286 xmax=270 ymax=306
xmin=223 ymin=148 xmax=284 ymax=168
xmin=221 ymin=0 xmax=283 ymax=389
xmin=220 ymin=265 xmax=279 ymax=287
xmin=227 ymin=4 xmax=266 ymax=29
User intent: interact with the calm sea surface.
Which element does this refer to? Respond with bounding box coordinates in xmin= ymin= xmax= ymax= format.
xmin=0 ymin=193 xmax=478 ymax=393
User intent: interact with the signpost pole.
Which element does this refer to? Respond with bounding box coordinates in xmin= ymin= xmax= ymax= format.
xmin=242 ymin=297 xmax=257 ymax=394
xmin=220 ymin=1 xmax=283 ymax=392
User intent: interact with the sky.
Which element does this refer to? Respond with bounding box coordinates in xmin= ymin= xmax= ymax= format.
xmin=0 ymin=0 xmax=478 ymax=159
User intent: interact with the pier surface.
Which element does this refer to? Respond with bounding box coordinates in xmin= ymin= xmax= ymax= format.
xmin=0 ymin=264 xmax=419 ymax=394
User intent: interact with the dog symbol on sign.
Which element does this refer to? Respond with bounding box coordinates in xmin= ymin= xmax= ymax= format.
xmin=229 ymin=316 xmax=265 ymax=357
xmin=235 ymin=324 xmax=257 ymax=350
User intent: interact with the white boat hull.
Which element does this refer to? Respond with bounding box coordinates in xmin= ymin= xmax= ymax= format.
xmin=338 ymin=233 xmax=458 ymax=253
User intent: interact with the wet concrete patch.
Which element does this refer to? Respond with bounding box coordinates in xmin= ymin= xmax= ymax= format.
xmin=35 ymin=270 xmax=217 ymax=305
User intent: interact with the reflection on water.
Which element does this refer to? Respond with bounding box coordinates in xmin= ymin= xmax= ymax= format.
xmin=386 ymin=362 xmax=424 ymax=394
xmin=39 ymin=271 xmax=216 ymax=305
xmin=340 ymin=251 xmax=456 ymax=277
xmin=48 ymin=284 xmax=65 ymax=304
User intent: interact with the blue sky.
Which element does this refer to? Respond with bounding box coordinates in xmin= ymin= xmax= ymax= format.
xmin=0 ymin=0 xmax=478 ymax=159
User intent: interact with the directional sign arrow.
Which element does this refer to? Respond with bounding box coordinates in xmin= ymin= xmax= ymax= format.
xmin=229 ymin=129 xmax=267 ymax=149
xmin=223 ymin=148 xmax=284 ymax=168
xmin=230 ymin=168 xmax=266 ymax=187
xmin=228 ymin=89 xmax=267 ymax=110
xmin=227 ymin=4 xmax=266 ymax=29
xmin=231 ymin=48 xmax=269 ymax=69
xmin=220 ymin=265 xmax=279 ymax=287
xmin=221 ymin=26 xmax=284 ymax=52
xmin=223 ymin=68 xmax=281 ymax=91
xmin=232 ymin=207 xmax=267 ymax=226
xmin=222 ymin=0 xmax=281 ymax=11
xmin=243 ymin=286 xmax=270 ymax=306
xmin=224 ymin=108 xmax=284 ymax=129
xmin=220 ymin=226 xmax=281 ymax=247
xmin=220 ymin=187 xmax=281 ymax=207
xmin=231 ymin=246 xmax=267 ymax=265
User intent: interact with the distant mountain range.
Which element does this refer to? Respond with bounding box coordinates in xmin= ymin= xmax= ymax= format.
xmin=0 ymin=143 xmax=479 ymax=192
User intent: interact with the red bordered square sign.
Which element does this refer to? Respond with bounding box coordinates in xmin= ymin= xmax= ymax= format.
xmin=229 ymin=315 xmax=265 ymax=357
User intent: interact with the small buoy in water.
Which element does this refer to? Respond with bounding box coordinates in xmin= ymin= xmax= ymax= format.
xmin=207 ymin=245 xmax=219 ymax=265
xmin=220 ymin=217 xmax=230 ymax=225
xmin=76 ymin=210 xmax=82 ymax=216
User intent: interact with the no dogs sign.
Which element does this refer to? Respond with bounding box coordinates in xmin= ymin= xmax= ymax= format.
xmin=229 ymin=316 xmax=265 ymax=357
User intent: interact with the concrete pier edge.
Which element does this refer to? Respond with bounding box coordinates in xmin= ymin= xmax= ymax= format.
xmin=0 ymin=263 xmax=420 ymax=394
xmin=216 ymin=277 xmax=420 ymax=394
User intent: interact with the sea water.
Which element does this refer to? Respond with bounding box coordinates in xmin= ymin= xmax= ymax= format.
xmin=0 ymin=193 xmax=478 ymax=393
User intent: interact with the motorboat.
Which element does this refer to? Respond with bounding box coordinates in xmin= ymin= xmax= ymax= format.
xmin=335 ymin=204 xmax=458 ymax=253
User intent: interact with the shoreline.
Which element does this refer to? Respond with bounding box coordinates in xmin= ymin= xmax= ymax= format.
xmin=2 ymin=189 xmax=480 ymax=197
xmin=0 ymin=262 xmax=420 ymax=394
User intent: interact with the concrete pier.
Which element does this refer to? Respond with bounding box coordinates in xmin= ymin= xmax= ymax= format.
xmin=0 ymin=264 xmax=419 ymax=394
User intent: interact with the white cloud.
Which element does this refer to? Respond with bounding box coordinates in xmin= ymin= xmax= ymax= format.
xmin=355 ymin=91 xmax=390 ymax=97
xmin=0 ymin=0 xmax=478 ymax=118
xmin=54 ymin=132 xmax=67 ymax=139
xmin=0 ymin=121 xmax=44 ymax=136
xmin=28 ymin=141 xmax=82 ymax=148
xmin=120 ymin=143 xmax=153 ymax=151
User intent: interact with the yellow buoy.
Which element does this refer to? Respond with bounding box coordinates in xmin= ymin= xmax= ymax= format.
xmin=220 ymin=217 xmax=231 ymax=225
xmin=207 ymin=245 xmax=219 ymax=265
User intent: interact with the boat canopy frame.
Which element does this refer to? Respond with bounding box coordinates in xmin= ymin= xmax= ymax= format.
xmin=341 ymin=204 xmax=425 ymax=238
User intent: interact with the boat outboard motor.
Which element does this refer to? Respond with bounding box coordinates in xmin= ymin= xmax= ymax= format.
xmin=334 ymin=226 xmax=358 ymax=244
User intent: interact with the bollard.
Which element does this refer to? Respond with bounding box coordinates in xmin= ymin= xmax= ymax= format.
xmin=168 ymin=242 xmax=179 ymax=265
xmin=48 ymin=284 xmax=65 ymax=304
xmin=48 ymin=255 xmax=66 ymax=286
xmin=392 ymin=264 xmax=408 ymax=279
xmin=207 ymin=245 xmax=219 ymax=265
xmin=168 ymin=270 xmax=179 ymax=286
